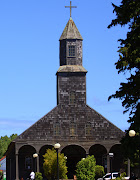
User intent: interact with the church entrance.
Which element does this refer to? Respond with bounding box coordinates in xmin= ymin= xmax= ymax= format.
xmin=110 ymin=144 xmax=124 ymax=172
xmin=18 ymin=145 xmax=36 ymax=179
xmin=89 ymin=144 xmax=107 ymax=172
xmin=61 ymin=145 xmax=86 ymax=179
xmin=39 ymin=145 xmax=53 ymax=178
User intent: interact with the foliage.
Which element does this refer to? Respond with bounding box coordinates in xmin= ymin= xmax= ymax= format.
xmin=35 ymin=172 xmax=43 ymax=180
xmin=124 ymin=151 xmax=139 ymax=168
xmin=0 ymin=134 xmax=18 ymax=158
xmin=116 ymin=172 xmax=126 ymax=180
xmin=43 ymin=148 xmax=68 ymax=180
xmin=95 ymin=165 xmax=105 ymax=179
xmin=76 ymin=155 xmax=96 ymax=180
xmin=108 ymin=0 xmax=140 ymax=160
xmin=120 ymin=125 xmax=140 ymax=162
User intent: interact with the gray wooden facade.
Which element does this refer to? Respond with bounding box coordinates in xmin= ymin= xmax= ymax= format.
xmin=6 ymin=17 xmax=125 ymax=180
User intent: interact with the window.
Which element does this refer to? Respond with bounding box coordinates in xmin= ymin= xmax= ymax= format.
xmin=68 ymin=45 xmax=75 ymax=57
xmin=25 ymin=156 xmax=32 ymax=170
xmin=70 ymin=123 xmax=76 ymax=136
xmin=85 ymin=123 xmax=92 ymax=135
xmin=54 ymin=122 xmax=60 ymax=136
xmin=70 ymin=92 xmax=76 ymax=104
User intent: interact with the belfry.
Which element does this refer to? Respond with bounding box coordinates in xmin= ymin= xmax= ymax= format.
xmin=6 ymin=2 xmax=125 ymax=180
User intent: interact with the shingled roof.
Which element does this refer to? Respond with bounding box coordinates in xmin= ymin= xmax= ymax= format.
xmin=15 ymin=104 xmax=124 ymax=141
xmin=57 ymin=65 xmax=87 ymax=73
xmin=59 ymin=17 xmax=83 ymax=40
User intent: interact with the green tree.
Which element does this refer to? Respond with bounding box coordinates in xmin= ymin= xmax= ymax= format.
xmin=95 ymin=165 xmax=105 ymax=179
xmin=10 ymin=134 xmax=18 ymax=141
xmin=43 ymin=148 xmax=68 ymax=180
xmin=76 ymin=156 xmax=96 ymax=180
xmin=0 ymin=134 xmax=18 ymax=158
xmin=108 ymin=0 xmax=140 ymax=160
xmin=35 ymin=172 xmax=43 ymax=180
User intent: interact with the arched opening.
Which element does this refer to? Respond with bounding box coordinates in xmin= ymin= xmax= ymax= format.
xmin=61 ymin=145 xmax=86 ymax=179
xmin=18 ymin=145 xmax=36 ymax=179
xmin=89 ymin=144 xmax=107 ymax=172
xmin=110 ymin=144 xmax=124 ymax=172
xmin=39 ymin=145 xmax=53 ymax=178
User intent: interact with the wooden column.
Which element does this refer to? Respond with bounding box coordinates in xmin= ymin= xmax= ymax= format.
xmin=15 ymin=153 xmax=19 ymax=180
xmin=107 ymin=154 xmax=110 ymax=173
xmin=37 ymin=153 xmax=39 ymax=172
xmin=127 ymin=158 xmax=130 ymax=177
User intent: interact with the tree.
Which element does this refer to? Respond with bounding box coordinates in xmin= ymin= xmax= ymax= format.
xmin=35 ymin=172 xmax=43 ymax=180
xmin=43 ymin=148 xmax=68 ymax=180
xmin=76 ymin=156 xmax=96 ymax=180
xmin=0 ymin=134 xmax=18 ymax=158
xmin=108 ymin=0 xmax=140 ymax=160
xmin=95 ymin=165 xmax=105 ymax=179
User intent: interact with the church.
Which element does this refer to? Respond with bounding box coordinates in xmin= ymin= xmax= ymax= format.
xmin=6 ymin=2 xmax=125 ymax=180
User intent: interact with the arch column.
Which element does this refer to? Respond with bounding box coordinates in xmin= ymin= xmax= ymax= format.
xmin=15 ymin=143 xmax=20 ymax=180
xmin=127 ymin=158 xmax=130 ymax=177
xmin=107 ymin=154 xmax=110 ymax=173
xmin=33 ymin=148 xmax=40 ymax=173
xmin=106 ymin=148 xmax=111 ymax=173
xmin=36 ymin=151 xmax=39 ymax=172
xmin=85 ymin=147 xmax=89 ymax=158
xmin=15 ymin=153 xmax=19 ymax=180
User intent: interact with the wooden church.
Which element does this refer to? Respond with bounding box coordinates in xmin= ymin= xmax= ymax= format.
xmin=6 ymin=3 xmax=125 ymax=180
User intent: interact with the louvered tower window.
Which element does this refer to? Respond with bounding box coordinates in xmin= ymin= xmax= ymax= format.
xmin=68 ymin=45 xmax=75 ymax=57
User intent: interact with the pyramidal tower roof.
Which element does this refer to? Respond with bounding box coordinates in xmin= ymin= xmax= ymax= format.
xmin=59 ymin=17 xmax=83 ymax=40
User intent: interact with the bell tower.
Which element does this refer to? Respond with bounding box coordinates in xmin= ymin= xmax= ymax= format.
xmin=59 ymin=17 xmax=83 ymax=66
xmin=57 ymin=17 xmax=87 ymax=105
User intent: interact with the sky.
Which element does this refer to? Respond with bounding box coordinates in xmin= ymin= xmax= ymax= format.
xmin=0 ymin=0 xmax=130 ymax=137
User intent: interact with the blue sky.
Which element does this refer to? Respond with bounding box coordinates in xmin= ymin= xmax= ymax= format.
xmin=0 ymin=0 xmax=130 ymax=137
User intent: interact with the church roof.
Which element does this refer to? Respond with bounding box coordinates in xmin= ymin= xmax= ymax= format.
xmin=59 ymin=17 xmax=83 ymax=40
xmin=15 ymin=104 xmax=124 ymax=142
xmin=57 ymin=65 xmax=87 ymax=73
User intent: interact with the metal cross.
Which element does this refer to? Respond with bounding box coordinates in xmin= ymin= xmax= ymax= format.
xmin=65 ymin=1 xmax=77 ymax=17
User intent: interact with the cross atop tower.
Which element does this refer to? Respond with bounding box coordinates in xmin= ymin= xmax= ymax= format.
xmin=65 ymin=1 xmax=77 ymax=17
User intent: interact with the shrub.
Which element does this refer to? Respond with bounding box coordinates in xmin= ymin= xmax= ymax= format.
xmin=35 ymin=172 xmax=43 ymax=180
xmin=95 ymin=165 xmax=105 ymax=179
xmin=76 ymin=155 xmax=96 ymax=180
xmin=43 ymin=148 xmax=68 ymax=180
xmin=116 ymin=172 xmax=127 ymax=180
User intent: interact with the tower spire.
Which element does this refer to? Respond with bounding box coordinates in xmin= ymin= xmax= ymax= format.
xmin=65 ymin=1 xmax=77 ymax=17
